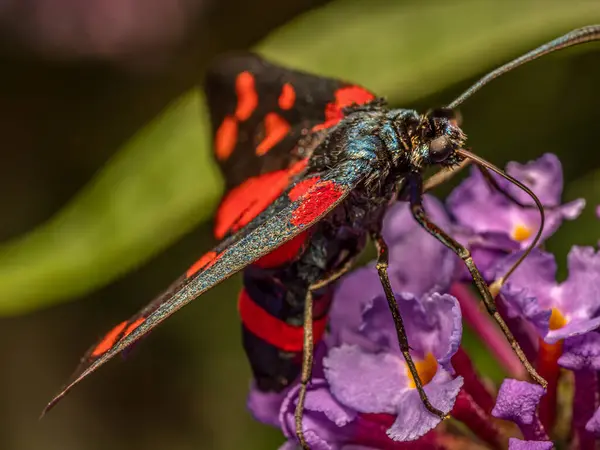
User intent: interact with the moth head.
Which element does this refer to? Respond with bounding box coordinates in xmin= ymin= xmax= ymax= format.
xmin=421 ymin=108 xmax=466 ymax=167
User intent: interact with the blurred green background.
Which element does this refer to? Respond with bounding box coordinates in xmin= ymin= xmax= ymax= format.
xmin=1 ymin=1 xmax=600 ymax=449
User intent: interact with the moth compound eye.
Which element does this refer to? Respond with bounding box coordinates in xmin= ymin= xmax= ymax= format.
xmin=429 ymin=136 xmax=452 ymax=162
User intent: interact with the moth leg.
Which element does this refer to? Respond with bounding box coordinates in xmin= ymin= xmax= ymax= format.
xmin=408 ymin=174 xmax=548 ymax=388
xmin=295 ymin=289 xmax=316 ymax=450
xmin=294 ymin=262 xmax=355 ymax=449
xmin=423 ymin=158 xmax=470 ymax=192
xmin=370 ymin=231 xmax=446 ymax=419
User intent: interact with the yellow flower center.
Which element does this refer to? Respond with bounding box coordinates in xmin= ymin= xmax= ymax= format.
xmin=407 ymin=352 xmax=438 ymax=388
xmin=512 ymin=224 xmax=533 ymax=242
xmin=549 ymin=308 xmax=567 ymax=331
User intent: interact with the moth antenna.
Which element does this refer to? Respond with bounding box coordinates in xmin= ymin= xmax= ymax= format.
xmin=456 ymin=149 xmax=545 ymax=296
xmin=448 ymin=25 xmax=600 ymax=109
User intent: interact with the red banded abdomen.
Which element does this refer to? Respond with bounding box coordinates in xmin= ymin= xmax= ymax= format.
xmin=237 ymin=267 xmax=334 ymax=392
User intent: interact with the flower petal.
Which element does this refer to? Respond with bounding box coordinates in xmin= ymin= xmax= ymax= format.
xmin=247 ymin=382 xmax=288 ymax=427
xmin=303 ymin=430 xmax=333 ymax=450
xmin=585 ymin=406 xmax=600 ymax=435
xmin=324 ymin=345 xmax=408 ymax=414
xmin=555 ymin=246 xmax=600 ymax=321
xmin=387 ymin=371 xmax=463 ymax=441
xmin=359 ymin=292 xmax=462 ymax=368
xmin=559 ymin=332 xmax=600 ymax=371
xmin=278 ymin=440 xmax=299 ymax=450
xmin=560 ymin=198 xmax=586 ymax=220
xmin=447 ymin=166 xmax=512 ymax=235
xmin=508 ymin=438 xmax=554 ymax=450
xmin=491 ymin=379 xmax=545 ymax=426
xmin=448 ymin=154 xmax=581 ymax=249
xmin=495 ymin=249 xmax=555 ymax=336
xmin=383 ymin=196 xmax=457 ymax=297
xmin=279 ymin=379 xmax=356 ymax=444
xmin=328 ymin=266 xmax=386 ymax=349
xmin=504 ymin=153 xmax=563 ymax=205
xmin=495 ymin=249 xmax=557 ymax=302
xmin=547 ymin=316 xmax=600 ymax=344
xmin=383 ymin=195 xmax=450 ymax=241
xmin=304 ymin=386 xmax=357 ymax=427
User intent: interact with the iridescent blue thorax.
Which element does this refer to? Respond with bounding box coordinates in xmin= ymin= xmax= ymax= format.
xmin=314 ymin=104 xmax=466 ymax=180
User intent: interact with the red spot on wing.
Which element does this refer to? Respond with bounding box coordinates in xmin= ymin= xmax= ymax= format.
xmin=234 ymin=71 xmax=258 ymax=121
xmin=215 ymin=171 xmax=290 ymax=238
xmin=215 ymin=159 xmax=308 ymax=239
xmin=288 ymin=176 xmax=320 ymax=201
xmin=91 ymin=321 xmax=128 ymax=357
xmin=290 ymin=180 xmax=345 ymax=227
xmin=313 ymin=86 xmax=375 ymax=131
xmin=215 ymin=116 xmax=238 ymax=161
xmin=238 ymin=289 xmax=327 ymax=353
xmin=278 ymin=83 xmax=296 ymax=110
xmin=336 ymin=86 xmax=374 ymax=107
xmin=186 ymin=250 xmax=219 ymax=278
xmin=256 ymin=113 xmax=291 ymax=156
xmin=254 ymin=231 xmax=308 ymax=268
xmin=214 ymin=72 xmax=259 ymax=161
xmin=90 ymin=316 xmax=146 ymax=358
xmin=123 ymin=317 xmax=145 ymax=336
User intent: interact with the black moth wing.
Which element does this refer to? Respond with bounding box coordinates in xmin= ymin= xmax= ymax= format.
xmin=204 ymin=52 xmax=377 ymax=189
xmin=42 ymin=159 xmax=373 ymax=415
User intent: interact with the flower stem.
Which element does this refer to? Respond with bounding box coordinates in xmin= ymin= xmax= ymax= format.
xmin=450 ymin=283 xmax=525 ymax=379
xmin=536 ymin=338 xmax=562 ymax=434
xmin=451 ymin=389 xmax=502 ymax=449
xmin=355 ymin=414 xmax=441 ymax=449
xmin=451 ymin=347 xmax=495 ymax=413
xmin=572 ymin=370 xmax=599 ymax=450
xmin=496 ymin=296 xmax=537 ymax=362
xmin=519 ymin=411 xmax=548 ymax=441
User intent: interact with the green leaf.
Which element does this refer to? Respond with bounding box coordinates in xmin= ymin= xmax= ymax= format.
xmin=1 ymin=0 xmax=600 ymax=314
xmin=259 ymin=0 xmax=600 ymax=104
xmin=0 ymin=92 xmax=222 ymax=314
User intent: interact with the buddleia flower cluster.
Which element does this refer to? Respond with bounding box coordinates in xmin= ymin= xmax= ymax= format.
xmin=249 ymin=154 xmax=600 ymax=450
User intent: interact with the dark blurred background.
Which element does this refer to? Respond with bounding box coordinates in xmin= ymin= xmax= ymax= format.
xmin=1 ymin=1 xmax=600 ymax=449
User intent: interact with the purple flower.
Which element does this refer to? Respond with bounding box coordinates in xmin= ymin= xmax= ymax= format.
xmin=276 ymin=379 xmax=442 ymax=450
xmin=325 ymin=345 xmax=462 ymax=442
xmin=382 ymin=195 xmax=457 ymax=296
xmin=278 ymin=379 xmax=357 ymax=450
xmin=558 ymin=332 xmax=600 ymax=371
xmin=248 ymin=269 xmax=463 ymax=446
xmin=508 ymin=438 xmax=554 ymax=450
xmin=496 ymin=246 xmax=600 ymax=343
xmin=491 ymin=379 xmax=549 ymax=442
xmin=447 ymin=153 xmax=584 ymax=249
xmin=586 ymin=406 xmax=600 ymax=436
xmin=326 ymin=273 xmax=463 ymax=441
xmin=558 ymin=334 xmax=600 ymax=450
xmin=520 ymin=270 xmax=600 ymax=450
xmin=243 ymin=153 xmax=597 ymax=449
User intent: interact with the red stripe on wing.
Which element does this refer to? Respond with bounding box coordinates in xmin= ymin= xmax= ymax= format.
xmin=186 ymin=250 xmax=219 ymax=278
xmin=214 ymin=159 xmax=307 ymax=239
xmin=90 ymin=317 xmax=145 ymax=357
